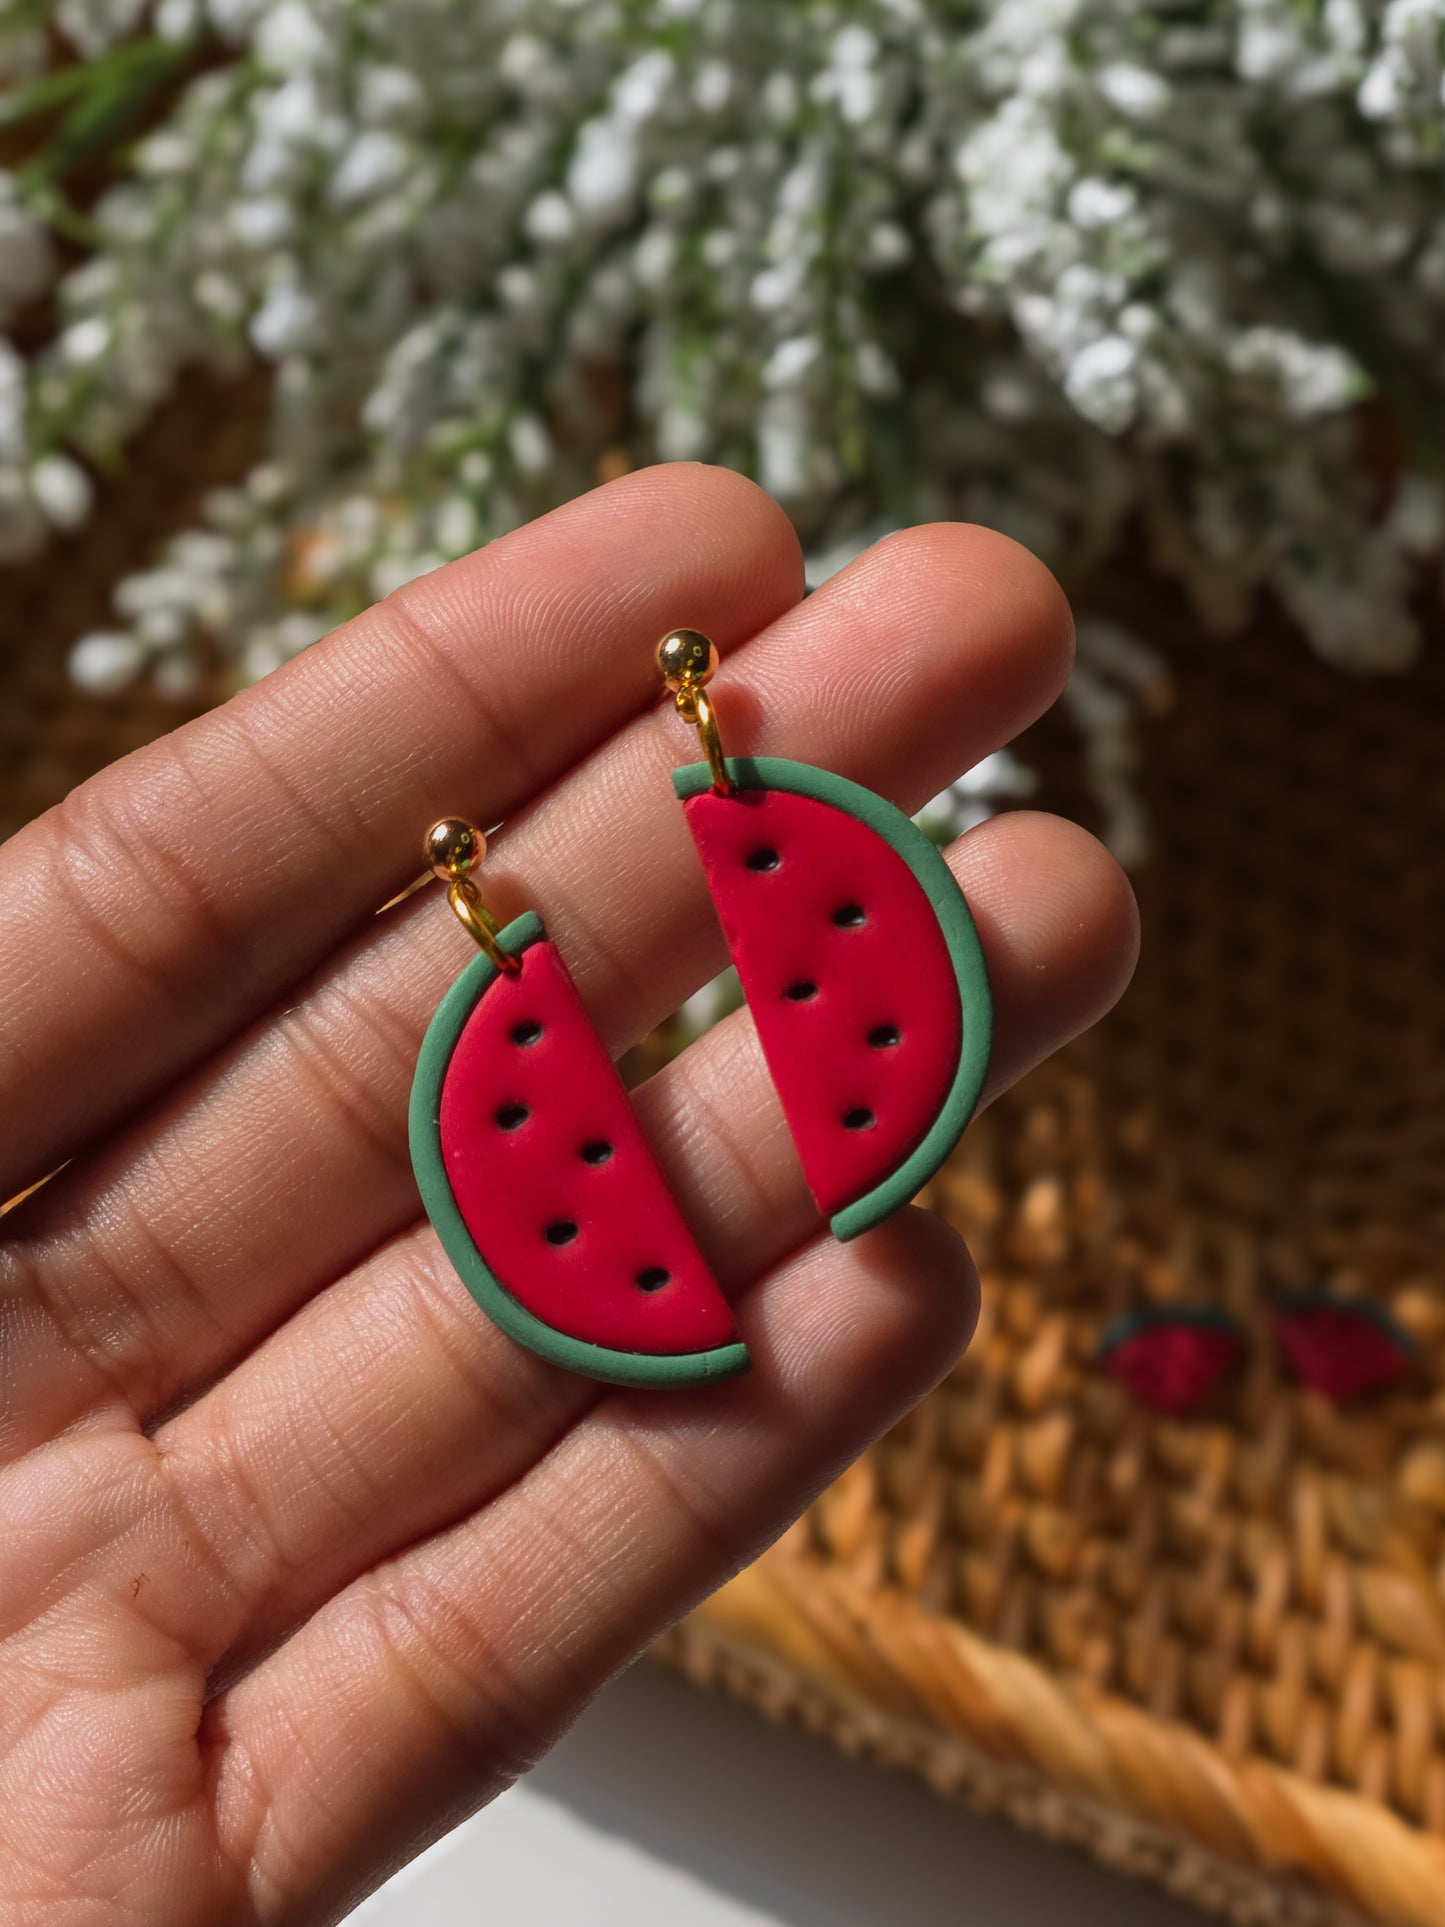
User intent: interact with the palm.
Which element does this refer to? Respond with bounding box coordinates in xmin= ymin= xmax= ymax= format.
xmin=0 ymin=467 xmax=1135 ymax=1926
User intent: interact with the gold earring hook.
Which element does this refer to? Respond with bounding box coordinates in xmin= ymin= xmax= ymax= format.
xmin=418 ymin=818 xmax=521 ymax=973
xmin=656 ymin=628 xmax=733 ymax=797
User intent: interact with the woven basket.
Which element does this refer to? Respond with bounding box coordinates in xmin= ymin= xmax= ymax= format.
xmin=663 ymin=595 xmax=1445 ymax=1927
xmin=5 ymin=385 xmax=1444 ymax=1927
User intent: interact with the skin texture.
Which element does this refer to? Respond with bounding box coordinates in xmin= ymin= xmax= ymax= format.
xmin=0 ymin=465 xmax=1139 ymax=1927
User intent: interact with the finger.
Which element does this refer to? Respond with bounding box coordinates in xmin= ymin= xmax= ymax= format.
xmin=206 ymin=1207 xmax=978 ymax=1921
xmin=0 ymin=464 xmax=803 ymax=1196
xmin=150 ymin=810 xmax=1133 ymax=1674
xmin=5 ymin=523 xmax=1077 ymax=1449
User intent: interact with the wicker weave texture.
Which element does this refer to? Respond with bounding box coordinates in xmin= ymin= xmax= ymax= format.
xmin=675 ymin=609 xmax=1445 ymax=1925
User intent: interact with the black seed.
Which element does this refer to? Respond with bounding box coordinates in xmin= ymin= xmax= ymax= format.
xmin=496 ymin=1103 xmax=530 ymax=1130
xmin=544 ymin=1219 xmax=579 ymax=1246
xmin=511 ymin=1019 xmax=544 ymax=1047
xmin=636 ymin=1266 xmax=671 ymax=1292
xmin=843 ymin=1107 xmax=876 ymax=1132
xmin=745 ymin=847 xmax=780 ymax=872
xmin=580 ymin=1139 xmax=613 ymax=1165
xmin=833 ymin=903 xmax=867 ymax=928
xmin=867 ymin=1024 xmax=901 ymax=1049
xmin=784 ymin=980 xmax=818 ymax=1002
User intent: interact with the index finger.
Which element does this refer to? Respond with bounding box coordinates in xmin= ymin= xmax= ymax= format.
xmin=0 ymin=464 xmax=802 ymax=1195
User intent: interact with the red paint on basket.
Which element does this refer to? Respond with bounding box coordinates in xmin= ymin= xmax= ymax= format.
xmin=438 ymin=939 xmax=738 ymax=1355
xmin=683 ymin=786 xmax=961 ymax=1219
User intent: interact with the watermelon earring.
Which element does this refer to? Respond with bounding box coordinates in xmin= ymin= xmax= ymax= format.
xmin=659 ymin=629 xmax=994 ymax=1241
xmin=408 ymin=819 xmax=749 ymax=1388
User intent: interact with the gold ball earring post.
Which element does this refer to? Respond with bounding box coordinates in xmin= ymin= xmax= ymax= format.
xmin=421 ymin=817 xmax=518 ymax=972
xmin=656 ymin=629 xmax=732 ymax=796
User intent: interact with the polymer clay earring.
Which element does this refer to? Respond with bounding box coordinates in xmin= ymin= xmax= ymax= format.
xmin=408 ymin=820 xmax=749 ymax=1388
xmin=660 ymin=629 xmax=994 ymax=1240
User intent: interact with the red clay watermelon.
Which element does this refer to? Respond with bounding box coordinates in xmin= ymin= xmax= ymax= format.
xmin=410 ymin=912 xmax=748 ymax=1387
xmin=676 ymin=757 xmax=993 ymax=1240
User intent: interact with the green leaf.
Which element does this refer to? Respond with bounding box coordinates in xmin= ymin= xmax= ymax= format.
xmin=0 ymin=63 xmax=94 ymax=132
xmin=5 ymin=35 xmax=195 ymax=179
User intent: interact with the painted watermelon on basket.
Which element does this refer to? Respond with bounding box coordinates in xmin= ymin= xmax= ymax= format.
xmin=410 ymin=912 xmax=749 ymax=1388
xmin=675 ymin=756 xmax=993 ymax=1241
xmin=1099 ymin=1308 xmax=1244 ymax=1416
xmin=1273 ymin=1292 xmax=1413 ymax=1402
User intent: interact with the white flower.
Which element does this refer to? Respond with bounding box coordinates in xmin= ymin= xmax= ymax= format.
xmin=763 ymin=335 xmax=821 ymax=388
xmin=864 ymin=222 xmax=910 ymax=270
xmin=614 ymin=50 xmax=674 ymax=123
xmin=155 ymin=0 xmax=201 ymax=39
xmin=357 ymin=64 xmax=425 ymax=125
xmin=229 ymin=196 xmax=292 ymax=247
xmin=567 ymin=119 xmax=636 ymax=214
xmin=1064 ymin=335 xmax=1139 ymax=433
xmin=328 ymin=131 xmax=410 ymax=211
xmin=693 ymin=62 xmax=732 ymax=112
xmin=523 ymin=191 xmax=575 ymax=245
xmin=633 ymin=227 xmax=676 ymax=288
xmin=249 ymin=280 xmax=318 ymax=358
xmin=762 ymin=73 xmax=799 ymax=123
xmin=854 ymin=340 xmax=900 ymax=397
xmin=433 ymin=496 xmax=478 ymax=555
xmin=1095 ymin=63 xmax=1170 ymax=117
xmin=507 ymin=413 xmax=551 ymax=476
xmin=1067 ymin=178 xmax=1137 ymax=230
xmin=750 ymin=259 xmax=807 ymax=312
xmin=254 ymin=1 xmax=329 ymax=71
xmin=70 ymin=631 xmax=145 ymax=694
xmin=0 ymin=342 xmax=27 ymax=464
xmin=8 ymin=0 xmax=1434 ymax=801
xmin=30 ymin=454 xmax=92 ymax=529
xmin=59 ymin=318 xmax=111 ymax=366
xmin=1227 ymin=327 xmax=1364 ymax=415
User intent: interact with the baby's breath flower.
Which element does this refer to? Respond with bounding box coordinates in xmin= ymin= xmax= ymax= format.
xmin=0 ymin=0 xmax=1435 ymax=850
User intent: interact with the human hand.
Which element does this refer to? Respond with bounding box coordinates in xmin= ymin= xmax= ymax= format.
xmin=0 ymin=466 xmax=1137 ymax=1924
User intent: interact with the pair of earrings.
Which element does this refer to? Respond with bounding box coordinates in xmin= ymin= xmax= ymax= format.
xmin=408 ymin=630 xmax=994 ymax=1389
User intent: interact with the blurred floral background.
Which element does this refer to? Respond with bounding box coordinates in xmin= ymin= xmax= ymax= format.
xmin=1 ymin=0 xmax=1441 ymax=867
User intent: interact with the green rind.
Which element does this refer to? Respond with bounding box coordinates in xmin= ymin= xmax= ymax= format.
xmin=674 ymin=756 xmax=994 ymax=1241
xmin=1273 ymin=1289 xmax=1416 ymax=1357
xmin=409 ymin=910 xmax=751 ymax=1389
xmin=1098 ymin=1305 xmax=1241 ymax=1358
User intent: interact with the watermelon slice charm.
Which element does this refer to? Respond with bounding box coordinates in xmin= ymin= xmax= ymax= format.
xmin=410 ymin=838 xmax=748 ymax=1387
xmin=675 ymin=755 xmax=993 ymax=1240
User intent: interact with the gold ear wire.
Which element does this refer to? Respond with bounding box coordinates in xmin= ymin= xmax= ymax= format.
xmin=375 ymin=868 xmax=434 ymax=914
xmin=657 ymin=628 xmax=733 ymax=797
xmin=379 ymin=819 xmax=521 ymax=974
xmin=425 ymin=818 xmax=521 ymax=973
